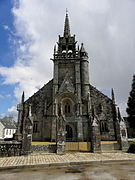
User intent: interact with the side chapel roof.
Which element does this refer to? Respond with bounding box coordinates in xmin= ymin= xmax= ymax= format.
xmin=0 ymin=117 xmax=16 ymax=129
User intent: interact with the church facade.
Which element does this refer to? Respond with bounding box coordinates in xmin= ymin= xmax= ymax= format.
xmin=16 ymin=13 xmax=129 ymax=153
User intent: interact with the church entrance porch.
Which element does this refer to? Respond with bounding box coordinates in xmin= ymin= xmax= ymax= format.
xmin=65 ymin=123 xmax=78 ymax=142
xmin=65 ymin=124 xmax=91 ymax=152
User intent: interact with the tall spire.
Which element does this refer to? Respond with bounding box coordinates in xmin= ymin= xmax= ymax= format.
xmin=111 ymin=88 xmax=115 ymax=104
xmin=21 ymin=91 xmax=25 ymax=104
xmin=63 ymin=10 xmax=71 ymax=37
xmin=117 ymin=107 xmax=122 ymax=121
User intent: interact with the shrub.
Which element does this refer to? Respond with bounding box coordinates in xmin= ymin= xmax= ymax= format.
xmin=128 ymin=141 xmax=135 ymax=153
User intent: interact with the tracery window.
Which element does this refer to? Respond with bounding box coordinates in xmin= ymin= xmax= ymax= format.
xmin=65 ymin=103 xmax=70 ymax=114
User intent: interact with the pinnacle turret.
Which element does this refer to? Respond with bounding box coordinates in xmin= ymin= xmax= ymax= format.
xmin=117 ymin=107 xmax=122 ymax=121
xmin=80 ymin=43 xmax=86 ymax=53
xmin=80 ymin=43 xmax=88 ymax=57
xmin=21 ymin=91 xmax=25 ymax=104
xmin=111 ymin=88 xmax=115 ymax=104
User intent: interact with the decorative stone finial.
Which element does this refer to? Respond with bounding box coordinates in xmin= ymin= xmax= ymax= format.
xmin=54 ymin=44 xmax=56 ymax=54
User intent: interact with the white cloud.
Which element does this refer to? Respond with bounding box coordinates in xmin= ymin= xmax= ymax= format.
xmin=8 ymin=106 xmax=18 ymax=121
xmin=0 ymin=113 xmax=6 ymax=119
xmin=0 ymin=94 xmax=11 ymax=99
xmin=3 ymin=25 xmax=10 ymax=30
xmin=77 ymin=0 xmax=110 ymax=13
xmin=0 ymin=0 xmax=135 ymax=117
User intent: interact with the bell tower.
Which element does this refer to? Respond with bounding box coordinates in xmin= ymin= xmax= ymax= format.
xmin=52 ymin=12 xmax=83 ymax=98
xmin=51 ymin=12 xmax=91 ymax=141
xmin=52 ymin=12 xmax=90 ymax=98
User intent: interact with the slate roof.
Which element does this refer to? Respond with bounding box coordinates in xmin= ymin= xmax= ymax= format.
xmin=26 ymin=79 xmax=53 ymax=104
xmin=90 ymin=84 xmax=112 ymax=102
xmin=0 ymin=117 xmax=17 ymax=129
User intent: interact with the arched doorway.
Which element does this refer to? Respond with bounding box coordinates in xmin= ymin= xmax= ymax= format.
xmin=66 ymin=125 xmax=73 ymax=141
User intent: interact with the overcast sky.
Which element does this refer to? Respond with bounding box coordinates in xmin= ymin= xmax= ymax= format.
xmin=0 ymin=0 xmax=135 ymax=118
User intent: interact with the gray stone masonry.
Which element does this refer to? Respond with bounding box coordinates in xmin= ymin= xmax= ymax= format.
xmin=15 ymin=12 xmax=128 ymax=154
xmin=91 ymin=116 xmax=101 ymax=153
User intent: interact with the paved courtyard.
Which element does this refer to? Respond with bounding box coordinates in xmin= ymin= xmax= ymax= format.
xmin=0 ymin=152 xmax=135 ymax=169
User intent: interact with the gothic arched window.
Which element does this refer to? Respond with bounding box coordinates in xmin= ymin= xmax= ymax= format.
xmin=65 ymin=103 xmax=70 ymax=114
xmin=98 ymin=104 xmax=103 ymax=114
xmin=100 ymin=121 xmax=108 ymax=132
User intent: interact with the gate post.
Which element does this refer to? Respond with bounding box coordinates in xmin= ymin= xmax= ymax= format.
xmin=21 ymin=104 xmax=33 ymax=155
xmin=56 ymin=116 xmax=65 ymax=154
xmin=91 ymin=116 xmax=101 ymax=153
xmin=119 ymin=120 xmax=129 ymax=151
xmin=114 ymin=107 xmax=129 ymax=151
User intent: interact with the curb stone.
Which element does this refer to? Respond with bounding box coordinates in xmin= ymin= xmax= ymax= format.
xmin=0 ymin=159 xmax=135 ymax=171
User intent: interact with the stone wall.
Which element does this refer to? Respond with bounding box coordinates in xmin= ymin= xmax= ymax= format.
xmin=58 ymin=63 xmax=75 ymax=85
xmin=20 ymin=75 xmax=118 ymax=143
xmin=90 ymin=85 xmax=115 ymax=141
xmin=101 ymin=142 xmax=120 ymax=152
xmin=32 ymin=144 xmax=56 ymax=153
xmin=21 ymin=82 xmax=117 ymax=142
xmin=0 ymin=141 xmax=22 ymax=157
xmin=23 ymin=80 xmax=53 ymax=142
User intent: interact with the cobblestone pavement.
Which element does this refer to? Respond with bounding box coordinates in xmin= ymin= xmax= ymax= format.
xmin=0 ymin=152 xmax=135 ymax=169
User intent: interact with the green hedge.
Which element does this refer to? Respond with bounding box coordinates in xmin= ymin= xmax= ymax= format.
xmin=128 ymin=141 xmax=135 ymax=153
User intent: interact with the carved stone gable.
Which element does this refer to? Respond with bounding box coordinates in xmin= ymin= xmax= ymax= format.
xmin=59 ymin=72 xmax=74 ymax=93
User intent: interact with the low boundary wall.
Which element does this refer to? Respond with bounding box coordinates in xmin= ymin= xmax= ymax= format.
xmin=0 ymin=141 xmax=22 ymax=157
xmin=32 ymin=144 xmax=57 ymax=153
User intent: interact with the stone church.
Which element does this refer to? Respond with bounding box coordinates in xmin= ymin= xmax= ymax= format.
xmin=16 ymin=13 xmax=128 ymax=152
